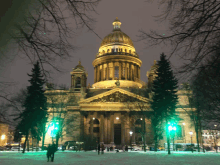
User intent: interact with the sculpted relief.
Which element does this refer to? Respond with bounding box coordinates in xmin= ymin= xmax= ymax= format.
xmin=91 ymin=91 xmax=141 ymax=103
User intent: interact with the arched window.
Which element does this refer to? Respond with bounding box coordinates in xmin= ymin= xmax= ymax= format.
xmin=129 ymin=50 xmax=131 ymax=54
xmin=115 ymin=66 xmax=119 ymax=78
xmin=93 ymin=119 xmax=99 ymax=124
xmin=135 ymin=119 xmax=142 ymax=133
xmin=135 ymin=119 xmax=142 ymax=125
xmin=125 ymin=49 xmax=127 ymax=53
xmin=89 ymin=119 xmax=100 ymax=133
xmin=75 ymin=77 xmax=81 ymax=88
xmin=89 ymin=119 xmax=100 ymax=124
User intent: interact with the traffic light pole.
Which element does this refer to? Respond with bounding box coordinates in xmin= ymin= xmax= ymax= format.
xmin=167 ymin=131 xmax=171 ymax=154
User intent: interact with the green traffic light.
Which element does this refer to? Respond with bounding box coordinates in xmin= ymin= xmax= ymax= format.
xmin=167 ymin=121 xmax=177 ymax=132
xmin=47 ymin=121 xmax=60 ymax=137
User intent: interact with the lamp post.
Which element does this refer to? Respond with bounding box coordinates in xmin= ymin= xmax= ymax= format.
xmin=129 ymin=131 xmax=133 ymax=150
xmin=214 ymin=125 xmax=218 ymax=153
xmin=182 ymin=123 xmax=186 ymax=144
xmin=19 ymin=132 xmax=22 ymax=152
xmin=167 ymin=122 xmax=177 ymax=154
xmin=189 ymin=131 xmax=193 ymax=153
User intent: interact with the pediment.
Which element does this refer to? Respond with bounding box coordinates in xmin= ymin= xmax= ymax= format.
xmin=79 ymin=87 xmax=149 ymax=104
xmin=71 ymin=68 xmax=84 ymax=73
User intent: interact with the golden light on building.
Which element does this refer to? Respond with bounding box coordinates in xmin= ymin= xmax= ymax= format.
xmin=1 ymin=134 xmax=5 ymax=140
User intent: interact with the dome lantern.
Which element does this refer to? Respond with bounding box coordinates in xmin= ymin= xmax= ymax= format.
xmin=112 ymin=17 xmax=121 ymax=31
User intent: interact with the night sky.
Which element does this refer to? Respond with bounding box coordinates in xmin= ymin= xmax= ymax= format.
xmin=0 ymin=0 xmax=184 ymax=94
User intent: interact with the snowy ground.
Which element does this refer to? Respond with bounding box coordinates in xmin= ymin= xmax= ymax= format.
xmin=0 ymin=150 xmax=220 ymax=165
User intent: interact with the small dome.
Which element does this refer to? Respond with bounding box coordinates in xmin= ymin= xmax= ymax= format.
xmin=74 ymin=61 xmax=85 ymax=70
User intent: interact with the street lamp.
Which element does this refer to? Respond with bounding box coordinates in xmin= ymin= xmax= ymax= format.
xmin=182 ymin=123 xmax=186 ymax=143
xmin=214 ymin=125 xmax=218 ymax=153
xmin=189 ymin=131 xmax=193 ymax=153
xmin=129 ymin=131 xmax=133 ymax=150
xmin=167 ymin=122 xmax=177 ymax=154
xmin=19 ymin=132 xmax=22 ymax=152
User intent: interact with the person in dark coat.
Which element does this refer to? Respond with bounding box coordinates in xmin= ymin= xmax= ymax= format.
xmin=51 ymin=142 xmax=57 ymax=162
xmin=101 ymin=143 xmax=104 ymax=154
xmin=125 ymin=145 xmax=128 ymax=152
xmin=46 ymin=144 xmax=52 ymax=162
xmin=98 ymin=144 xmax=100 ymax=155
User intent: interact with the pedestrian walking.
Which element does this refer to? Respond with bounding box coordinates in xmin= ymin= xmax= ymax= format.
xmin=98 ymin=143 xmax=100 ymax=155
xmin=51 ymin=142 xmax=57 ymax=162
xmin=46 ymin=144 xmax=52 ymax=162
xmin=101 ymin=143 xmax=104 ymax=154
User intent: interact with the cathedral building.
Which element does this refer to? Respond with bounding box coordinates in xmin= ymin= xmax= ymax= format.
xmin=42 ymin=17 xmax=198 ymax=149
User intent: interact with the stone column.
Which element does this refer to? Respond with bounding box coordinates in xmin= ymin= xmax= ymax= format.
xmin=113 ymin=62 xmax=115 ymax=80
xmin=89 ymin=112 xmax=93 ymax=139
xmin=97 ymin=65 xmax=100 ymax=82
xmin=119 ymin=61 xmax=122 ymax=80
xmin=129 ymin=64 xmax=132 ymax=80
xmin=100 ymin=113 xmax=104 ymax=144
xmin=135 ymin=65 xmax=138 ymax=79
xmin=121 ymin=114 xmax=125 ymax=146
xmin=110 ymin=113 xmax=114 ymax=145
xmin=130 ymin=117 xmax=136 ymax=145
xmin=107 ymin=113 xmax=110 ymax=143
xmin=94 ymin=67 xmax=97 ymax=83
xmin=104 ymin=114 xmax=108 ymax=143
xmin=71 ymin=75 xmax=73 ymax=88
xmin=84 ymin=115 xmax=89 ymax=135
xmin=80 ymin=113 xmax=84 ymax=138
xmin=138 ymin=67 xmax=140 ymax=79
xmin=107 ymin=63 xmax=109 ymax=80
xmin=100 ymin=64 xmax=103 ymax=81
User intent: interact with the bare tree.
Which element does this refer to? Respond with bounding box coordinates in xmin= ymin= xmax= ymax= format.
xmin=180 ymin=83 xmax=203 ymax=152
xmin=140 ymin=0 xmax=220 ymax=74
xmin=1 ymin=0 xmax=101 ymax=77
xmin=45 ymin=87 xmax=81 ymax=149
xmin=190 ymin=53 xmax=220 ymax=124
xmin=124 ymin=88 xmax=152 ymax=152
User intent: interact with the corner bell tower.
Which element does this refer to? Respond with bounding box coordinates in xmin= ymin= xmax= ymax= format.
xmin=70 ymin=61 xmax=88 ymax=91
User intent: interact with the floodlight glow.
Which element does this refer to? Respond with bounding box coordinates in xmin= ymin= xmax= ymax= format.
xmin=1 ymin=135 xmax=5 ymax=140
xmin=168 ymin=126 xmax=172 ymax=131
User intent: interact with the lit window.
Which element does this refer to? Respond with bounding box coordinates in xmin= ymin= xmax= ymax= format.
xmin=115 ymin=66 xmax=119 ymax=78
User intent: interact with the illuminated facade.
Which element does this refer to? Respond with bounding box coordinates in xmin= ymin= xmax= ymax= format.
xmin=41 ymin=18 xmax=198 ymax=149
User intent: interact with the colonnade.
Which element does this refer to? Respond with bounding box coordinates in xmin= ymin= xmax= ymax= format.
xmin=94 ymin=62 xmax=141 ymax=83
xmin=84 ymin=111 xmax=136 ymax=145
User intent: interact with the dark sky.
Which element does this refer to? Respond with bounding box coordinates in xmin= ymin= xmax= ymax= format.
xmin=0 ymin=0 xmax=184 ymax=94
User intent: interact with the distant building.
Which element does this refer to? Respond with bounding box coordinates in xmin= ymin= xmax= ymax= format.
xmin=40 ymin=17 xmax=198 ymax=149
xmin=202 ymin=130 xmax=220 ymax=148
xmin=0 ymin=122 xmax=9 ymax=146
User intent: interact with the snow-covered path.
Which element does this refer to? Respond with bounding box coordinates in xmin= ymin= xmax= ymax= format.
xmin=0 ymin=150 xmax=220 ymax=165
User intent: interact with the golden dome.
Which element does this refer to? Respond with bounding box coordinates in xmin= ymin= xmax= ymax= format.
xmin=100 ymin=31 xmax=134 ymax=47
xmin=100 ymin=17 xmax=134 ymax=47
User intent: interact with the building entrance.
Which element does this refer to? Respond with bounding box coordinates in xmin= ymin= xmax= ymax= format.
xmin=114 ymin=124 xmax=121 ymax=145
